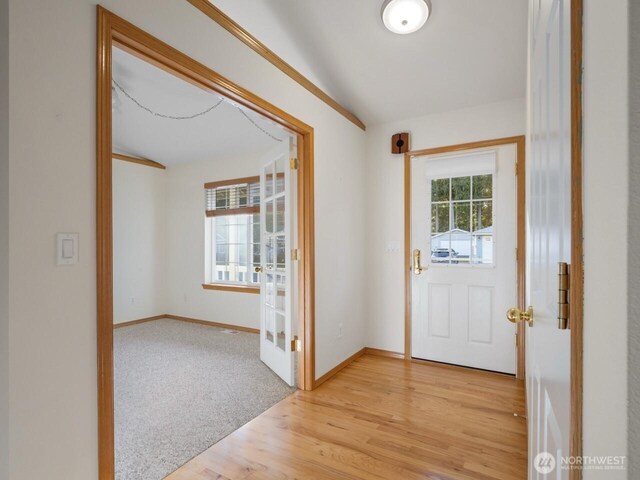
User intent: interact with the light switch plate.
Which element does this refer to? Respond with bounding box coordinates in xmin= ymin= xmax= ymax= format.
xmin=56 ymin=233 xmax=79 ymax=265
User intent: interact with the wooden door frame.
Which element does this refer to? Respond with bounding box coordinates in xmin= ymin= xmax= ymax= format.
xmin=97 ymin=6 xmax=316 ymax=479
xmin=569 ymin=0 xmax=583 ymax=476
xmin=403 ymin=135 xmax=527 ymax=378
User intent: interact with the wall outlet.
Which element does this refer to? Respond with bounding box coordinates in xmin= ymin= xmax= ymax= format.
xmin=338 ymin=323 xmax=344 ymax=338
xmin=183 ymin=294 xmax=188 ymax=303
xmin=130 ymin=297 xmax=135 ymax=304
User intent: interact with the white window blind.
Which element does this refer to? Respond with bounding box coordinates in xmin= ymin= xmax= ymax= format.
xmin=204 ymin=176 xmax=260 ymax=217
xmin=424 ymin=151 xmax=496 ymax=179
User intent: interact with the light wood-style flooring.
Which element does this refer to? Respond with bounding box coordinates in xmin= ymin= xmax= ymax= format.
xmin=166 ymin=354 xmax=527 ymax=480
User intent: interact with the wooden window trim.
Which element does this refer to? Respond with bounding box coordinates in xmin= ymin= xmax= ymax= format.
xmin=113 ymin=152 xmax=166 ymax=170
xmin=204 ymin=175 xmax=259 ymax=189
xmin=202 ymin=283 xmax=260 ymax=294
xmin=205 ymin=206 xmax=260 ymax=217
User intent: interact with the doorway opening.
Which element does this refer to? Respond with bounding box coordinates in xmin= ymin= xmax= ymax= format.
xmin=97 ymin=7 xmax=315 ymax=479
xmin=404 ymin=136 xmax=526 ymax=377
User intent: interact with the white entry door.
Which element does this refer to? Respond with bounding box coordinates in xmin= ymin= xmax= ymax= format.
xmin=527 ymin=0 xmax=572 ymax=476
xmin=411 ymin=145 xmax=518 ymax=374
xmin=259 ymin=139 xmax=295 ymax=386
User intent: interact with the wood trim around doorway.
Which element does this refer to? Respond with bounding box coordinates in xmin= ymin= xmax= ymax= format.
xmin=97 ymin=6 xmax=316 ymax=479
xmin=184 ymin=0 xmax=366 ymax=131
xmin=403 ymin=135 xmax=527 ymax=379
xmin=570 ymin=0 xmax=584 ymax=476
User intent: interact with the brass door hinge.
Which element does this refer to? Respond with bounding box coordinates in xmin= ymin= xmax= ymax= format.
xmin=291 ymin=248 xmax=300 ymax=261
xmin=558 ymin=262 xmax=570 ymax=329
xmin=515 ymin=161 xmax=518 ymax=175
xmin=291 ymin=336 xmax=302 ymax=352
xmin=290 ymin=157 xmax=299 ymax=170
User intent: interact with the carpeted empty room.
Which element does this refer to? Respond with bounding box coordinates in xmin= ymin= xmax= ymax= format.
xmin=114 ymin=319 xmax=294 ymax=480
xmin=110 ymin=41 xmax=301 ymax=480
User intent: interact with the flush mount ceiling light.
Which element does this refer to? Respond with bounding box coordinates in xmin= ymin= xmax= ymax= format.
xmin=381 ymin=0 xmax=431 ymax=34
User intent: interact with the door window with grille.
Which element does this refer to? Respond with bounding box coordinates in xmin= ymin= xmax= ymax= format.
xmin=430 ymin=174 xmax=494 ymax=265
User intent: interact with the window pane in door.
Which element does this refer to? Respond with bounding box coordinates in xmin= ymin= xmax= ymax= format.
xmin=265 ymin=236 xmax=274 ymax=269
xmin=431 ymin=232 xmax=451 ymax=264
xmin=276 ymin=236 xmax=286 ymax=271
xmin=472 ymin=200 xmax=493 ymax=231
xmin=265 ymin=162 xmax=274 ymax=198
xmin=452 ymin=202 xmax=471 ymax=264
xmin=275 ymin=196 xmax=285 ymax=233
xmin=453 ymin=202 xmax=471 ymax=231
xmin=275 ymin=156 xmax=285 ymax=195
xmin=451 ymin=176 xmax=471 ymax=200
xmin=265 ymin=308 xmax=274 ymax=343
xmin=265 ymin=200 xmax=274 ymax=233
xmin=472 ymin=200 xmax=493 ymax=264
xmin=276 ymin=313 xmax=286 ymax=351
xmin=431 ymin=204 xmax=450 ymax=233
xmin=450 ymin=230 xmax=471 ymax=264
xmin=472 ymin=233 xmax=494 ymax=264
xmin=472 ymin=174 xmax=493 ymax=199
xmin=266 ymin=273 xmax=275 ymax=307
xmin=431 ymin=178 xmax=450 ymax=201
xmin=276 ymin=274 xmax=285 ymax=311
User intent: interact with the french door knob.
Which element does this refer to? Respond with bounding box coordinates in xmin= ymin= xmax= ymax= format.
xmin=254 ymin=266 xmax=263 ymax=273
xmin=506 ymin=306 xmax=534 ymax=327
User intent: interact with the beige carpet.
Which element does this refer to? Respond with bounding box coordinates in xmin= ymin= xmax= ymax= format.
xmin=114 ymin=319 xmax=295 ymax=480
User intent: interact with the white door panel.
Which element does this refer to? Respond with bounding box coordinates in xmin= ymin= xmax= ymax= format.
xmin=527 ymin=0 xmax=572 ymax=476
xmin=260 ymin=138 xmax=296 ymax=386
xmin=411 ymin=145 xmax=517 ymax=374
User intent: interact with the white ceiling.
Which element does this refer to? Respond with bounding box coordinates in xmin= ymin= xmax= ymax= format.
xmin=112 ymin=47 xmax=287 ymax=166
xmin=212 ymin=0 xmax=528 ymax=125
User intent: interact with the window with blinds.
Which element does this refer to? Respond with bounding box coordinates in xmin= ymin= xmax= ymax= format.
xmin=204 ymin=177 xmax=261 ymax=287
xmin=205 ymin=176 xmax=260 ymax=217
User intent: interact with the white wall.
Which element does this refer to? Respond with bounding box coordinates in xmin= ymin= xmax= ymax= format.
xmin=113 ymin=149 xmax=272 ymax=330
xmin=7 ymin=1 xmax=367 ymax=478
xmin=212 ymin=0 xmax=335 ymax=99
xmin=583 ymin=0 xmax=629 ymax=476
xmin=365 ymin=98 xmax=525 ymax=353
xmin=112 ymin=160 xmax=167 ymax=324
xmin=165 ymin=151 xmax=266 ymax=331
xmin=629 ymin=0 xmax=640 ymax=474
xmin=0 ymin=0 xmax=9 ymax=477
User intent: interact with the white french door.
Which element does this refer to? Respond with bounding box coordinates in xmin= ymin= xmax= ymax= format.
xmin=259 ymin=139 xmax=296 ymax=386
xmin=526 ymin=0 xmax=572 ymax=477
xmin=411 ymin=145 xmax=518 ymax=374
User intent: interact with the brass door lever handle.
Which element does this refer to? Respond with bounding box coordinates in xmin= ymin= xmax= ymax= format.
xmin=413 ymin=249 xmax=428 ymax=275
